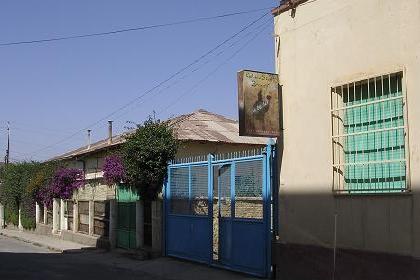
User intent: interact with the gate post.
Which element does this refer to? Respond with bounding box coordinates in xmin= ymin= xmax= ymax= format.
xmin=207 ymin=154 xmax=214 ymax=263
xmin=151 ymin=199 xmax=162 ymax=254
xmin=136 ymin=199 xmax=144 ymax=248
xmin=60 ymin=199 xmax=67 ymax=230
xmin=43 ymin=204 xmax=47 ymax=224
xmin=164 ymin=167 xmax=171 ymax=256
xmin=52 ymin=198 xmax=60 ymax=234
xmin=88 ymin=200 xmax=94 ymax=235
xmin=0 ymin=203 xmax=4 ymax=228
xmin=73 ymin=200 xmax=79 ymax=233
xmin=18 ymin=203 xmax=23 ymax=230
xmin=109 ymin=199 xmax=117 ymax=249
xmin=264 ymin=141 xmax=274 ymax=277
xmin=35 ymin=202 xmax=40 ymax=224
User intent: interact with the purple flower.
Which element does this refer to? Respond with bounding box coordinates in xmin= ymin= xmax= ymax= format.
xmin=36 ymin=168 xmax=84 ymax=207
xmin=102 ymin=155 xmax=126 ymax=185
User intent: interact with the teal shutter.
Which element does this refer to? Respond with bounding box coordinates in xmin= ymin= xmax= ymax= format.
xmin=343 ymin=74 xmax=406 ymax=193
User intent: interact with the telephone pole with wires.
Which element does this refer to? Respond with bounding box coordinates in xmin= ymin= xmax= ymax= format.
xmin=4 ymin=121 xmax=10 ymax=165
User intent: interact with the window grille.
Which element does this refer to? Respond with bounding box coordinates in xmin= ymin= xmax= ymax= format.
xmin=331 ymin=72 xmax=409 ymax=194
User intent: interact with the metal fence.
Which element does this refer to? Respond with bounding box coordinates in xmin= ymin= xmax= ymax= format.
xmin=165 ymin=144 xmax=275 ymax=277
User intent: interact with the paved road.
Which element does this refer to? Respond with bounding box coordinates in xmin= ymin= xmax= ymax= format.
xmin=0 ymin=235 xmax=161 ymax=280
xmin=0 ymin=235 xmax=51 ymax=253
xmin=0 ymin=235 xmax=256 ymax=280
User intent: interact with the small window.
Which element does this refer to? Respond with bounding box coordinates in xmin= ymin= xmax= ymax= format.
xmin=331 ymin=72 xmax=408 ymax=194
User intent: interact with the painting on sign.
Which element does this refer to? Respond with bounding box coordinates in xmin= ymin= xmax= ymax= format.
xmin=237 ymin=70 xmax=280 ymax=137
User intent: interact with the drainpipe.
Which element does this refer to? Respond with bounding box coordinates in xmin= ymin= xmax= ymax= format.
xmin=108 ymin=120 xmax=113 ymax=145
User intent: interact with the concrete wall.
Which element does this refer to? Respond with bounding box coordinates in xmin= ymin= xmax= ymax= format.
xmin=274 ymin=0 xmax=420 ymax=257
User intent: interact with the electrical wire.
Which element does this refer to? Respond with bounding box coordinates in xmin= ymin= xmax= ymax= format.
xmin=111 ymin=17 xmax=273 ymax=123
xmin=27 ymin=11 xmax=272 ymax=158
xmin=158 ymin=21 xmax=273 ymax=116
xmin=0 ymin=7 xmax=274 ymax=47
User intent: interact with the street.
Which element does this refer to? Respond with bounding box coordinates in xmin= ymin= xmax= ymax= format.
xmin=0 ymin=235 xmax=256 ymax=280
xmin=0 ymin=235 xmax=160 ymax=280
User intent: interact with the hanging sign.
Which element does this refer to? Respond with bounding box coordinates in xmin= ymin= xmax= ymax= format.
xmin=237 ymin=70 xmax=280 ymax=137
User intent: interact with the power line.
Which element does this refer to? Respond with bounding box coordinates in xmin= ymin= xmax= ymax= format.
xmin=27 ymin=11 xmax=271 ymax=158
xmin=0 ymin=7 xmax=274 ymax=47
xmin=158 ymin=21 xmax=273 ymax=116
xmin=111 ymin=17 xmax=273 ymax=123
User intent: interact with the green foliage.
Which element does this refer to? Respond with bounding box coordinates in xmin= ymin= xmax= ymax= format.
xmin=0 ymin=161 xmax=41 ymax=228
xmin=0 ymin=162 xmax=40 ymax=207
xmin=122 ymin=115 xmax=178 ymax=200
xmin=5 ymin=205 xmax=18 ymax=225
xmin=26 ymin=162 xmax=58 ymax=203
xmin=21 ymin=211 xmax=36 ymax=229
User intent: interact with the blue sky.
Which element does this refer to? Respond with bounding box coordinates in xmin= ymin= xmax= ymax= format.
xmin=0 ymin=1 xmax=277 ymax=161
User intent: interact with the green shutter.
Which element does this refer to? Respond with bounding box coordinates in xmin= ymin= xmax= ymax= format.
xmin=343 ymin=74 xmax=406 ymax=193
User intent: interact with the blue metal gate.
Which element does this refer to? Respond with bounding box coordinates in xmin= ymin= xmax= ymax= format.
xmin=164 ymin=144 xmax=274 ymax=277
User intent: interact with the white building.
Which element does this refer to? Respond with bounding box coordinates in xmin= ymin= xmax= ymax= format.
xmin=272 ymin=0 xmax=420 ymax=278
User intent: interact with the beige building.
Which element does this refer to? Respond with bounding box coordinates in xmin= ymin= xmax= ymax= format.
xmin=272 ymin=0 xmax=420 ymax=278
xmin=36 ymin=109 xmax=268 ymax=252
xmin=54 ymin=109 xmax=268 ymax=202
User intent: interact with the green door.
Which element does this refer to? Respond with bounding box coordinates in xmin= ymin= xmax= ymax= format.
xmin=116 ymin=185 xmax=139 ymax=249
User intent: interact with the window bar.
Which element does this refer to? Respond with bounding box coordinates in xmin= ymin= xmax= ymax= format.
xmin=346 ymin=83 xmax=357 ymax=191
xmin=332 ymin=158 xmax=405 ymax=167
xmin=381 ymin=75 xmax=386 ymax=191
xmin=388 ymin=74 xmax=395 ymax=191
xmin=367 ymin=78 xmax=372 ymax=191
xmin=337 ymin=86 xmax=342 ymax=191
xmin=402 ymin=71 xmax=411 ymax=191
xmin=396 ymin=75 xmax=403 ymax=190
xmin=331 ymin=88 xmax=336 ymax=192
xmin=331 ymin=95 xmax=403 ymax=112
xmin=351 ymin=82 xmax=356 ymax=191
xmin=332 ymin=126 xmax=405 ymax=138
xmin=359 ymin=82 xmax=369 ymax=190
xmin=373 ymin=77 xmax=379 ymax=192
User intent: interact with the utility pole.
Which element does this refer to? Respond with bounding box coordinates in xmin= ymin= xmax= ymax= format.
xmin=5 ymin=121 xmax=10 ymax=165
xmin=0 ymin=121 xmax=8 ymax=228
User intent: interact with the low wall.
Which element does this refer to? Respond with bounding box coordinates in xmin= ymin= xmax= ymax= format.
xmin=61 ymin=229 xmax=109 ymax=249
xmin=35 ymin=223 xmax=53 ymax=236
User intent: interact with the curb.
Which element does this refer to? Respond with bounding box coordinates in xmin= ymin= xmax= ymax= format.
xmin=0 ymin=231 xmax=64 ymax=253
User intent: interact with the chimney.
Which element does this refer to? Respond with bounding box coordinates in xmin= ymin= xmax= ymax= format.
xmin=108 ymin=120 xmax=113 ymax=145
xmin=87 ymin=129 xmax=91 ymax=149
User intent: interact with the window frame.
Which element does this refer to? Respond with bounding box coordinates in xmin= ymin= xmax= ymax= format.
xmin=330 ymin=69 xmax=411 ymax=195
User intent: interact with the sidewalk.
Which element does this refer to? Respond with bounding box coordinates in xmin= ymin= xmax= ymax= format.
xmin=0 ymin=228 xmax=92 ymax=253
xmin=0 ymin=228 xmax=259 ymax=280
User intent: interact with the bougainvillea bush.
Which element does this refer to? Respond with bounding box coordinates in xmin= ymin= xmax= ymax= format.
xmin=27 ymin=162 xmax=57 ymax=207
xmin=49 ymin=168 xmax=84 ymax=201
xmin=31 ymin=167 xmax=84 ymax=208
xmin=102 ymin=154 xmax=126 ymax=185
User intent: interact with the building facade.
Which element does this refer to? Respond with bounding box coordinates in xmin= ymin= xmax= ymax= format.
xmin=272 ymin=0 xmax=420 ymax=278
xmin=36 ymin=109 xmax=268 ymax=254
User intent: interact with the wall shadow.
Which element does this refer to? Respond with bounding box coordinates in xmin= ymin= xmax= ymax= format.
xmin=272 ymin=189 xmax=420 ymax=280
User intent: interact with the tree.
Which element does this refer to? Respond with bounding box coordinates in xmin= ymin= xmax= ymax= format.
xmin=122 ymin=115 xmax=178 ymax=200
xmin=0 ymin=162 xmax=41 ymax=228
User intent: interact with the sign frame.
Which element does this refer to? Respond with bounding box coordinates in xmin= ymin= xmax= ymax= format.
xmin=237 ymin=69 xmax=281 ymax=137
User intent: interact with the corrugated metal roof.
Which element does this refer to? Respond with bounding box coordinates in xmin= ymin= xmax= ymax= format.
xmin=50 ymin=109 xmax=271 ymax=161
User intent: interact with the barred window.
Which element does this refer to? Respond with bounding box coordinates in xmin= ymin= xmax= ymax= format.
xmin=331 ymin=72 xmax=408 ymax=194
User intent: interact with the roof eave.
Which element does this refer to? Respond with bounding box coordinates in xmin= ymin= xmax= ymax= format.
xmin=271 ymin=0 xmax=310 ymax=16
